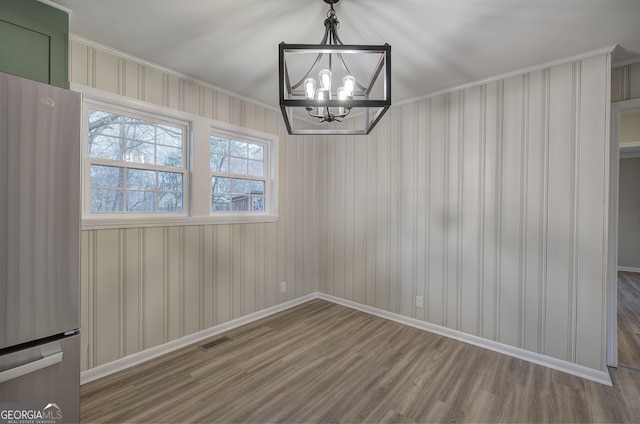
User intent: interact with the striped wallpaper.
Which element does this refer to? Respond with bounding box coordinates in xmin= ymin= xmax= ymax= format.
xmin=73 ymin=36 xmax=613 ymax=375
xmin=71 ymin=37 xmax=322 ymax=371
xmin=320 ymin=54 xmax=612 ymax=372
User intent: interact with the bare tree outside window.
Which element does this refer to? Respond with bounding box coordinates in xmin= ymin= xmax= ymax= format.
xmin=87 ymin=108 xmax=186 ymax=214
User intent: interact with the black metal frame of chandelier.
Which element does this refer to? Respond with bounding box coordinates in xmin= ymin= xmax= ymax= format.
xmin=283 ymin=99 xmax=389 ymax=107
xmin=279 ymin=43 xmax=391 ymax=100
xmin=279 ymin=43 xmax=391 ymax=135
xmin=279 ymin=104 xmax=390 ymax=135
xmin=280 ymin=98 xmax=391 ymax=135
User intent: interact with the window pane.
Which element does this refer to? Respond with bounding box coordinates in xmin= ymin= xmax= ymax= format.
xmin=231 ymin=195 xmax=249 ymax=212
xmin=231 ymin=178 xmax=250 ymax=195
xmin=88 ymin=135 xmax=122 ymax=160
xmin=158 ymin=192 xmax=183 ymax=212
xmin=210 ymin=137 xmax=229 ymax=154
xmin=88 ymin=109 xmax=111 ymax=125
xmin=127 ymin=169 xmax=156 ymax=190
xmin=248 ymin=160 xmax=264 ymax=177
xmin=124 ymin=118 xmax=155 ymax=142
xmin=156 ymin=145 xmax=182 ymax=167
xmin=250 ymin=180 xmax=265 ymax=194
xmin=230 ymin=140 xmax=247 ymax=157
xmin=250 ymin=196 xmax=265 ymax=212
xmin=157 ymin=125 xmax=183 ymax=147
xmin=212 ymin=195 xmax=230 ymax=211
xmin=212 ymin=176 xmax=231 ymax=194
xmin=86 ymin=108 xmax=186 ymax=217
xmin=90 ymin=189 xmax=123 ymax=212
xmin=209 ymin=133 xmax=270 ymax=215
xmin=210 ymin=154 xmax=229 ymax=173
xmin=248 ymin=144 xmax=263 ymax=160
xmin=89 ymin=110 xmax=121 ymax=137
xmin=229 ymin=157 xmax=247 ymax=175
xmin=158 ymin=171 xmax=183 ymax=191
xmin=124 ymin=141 xmax=154 ymax=164
xmin=91 ymin=165 xmax=124 ymax=189
xmin=127 ymin=191 xmax=156 ymax=212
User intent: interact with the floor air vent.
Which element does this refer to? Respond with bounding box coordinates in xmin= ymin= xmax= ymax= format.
xmin=199 ymin=336 xmax=232 ymax=351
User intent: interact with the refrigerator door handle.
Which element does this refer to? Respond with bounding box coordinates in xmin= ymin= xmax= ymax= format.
xmin=0 ymin=351 xmax=63 ymax=384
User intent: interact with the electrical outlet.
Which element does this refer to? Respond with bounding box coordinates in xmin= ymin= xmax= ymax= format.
xmin=415 ymin=295 xmax=423 ymax=308
xmin=280 ymin=282 xmax=287 ymax=293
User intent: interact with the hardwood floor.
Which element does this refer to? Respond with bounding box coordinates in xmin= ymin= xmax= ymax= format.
xmin=618 ymin=271 xmax=640 ymax=368
xmin=81 ymin=300 xmax=640 ymax=423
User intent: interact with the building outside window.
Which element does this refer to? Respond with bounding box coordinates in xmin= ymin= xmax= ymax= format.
xmin=210 ymin=134 xmax=268 ymax=214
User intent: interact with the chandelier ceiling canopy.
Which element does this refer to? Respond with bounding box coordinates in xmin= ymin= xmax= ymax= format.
xmin=279 ymin=0 xmax=391 ymax=136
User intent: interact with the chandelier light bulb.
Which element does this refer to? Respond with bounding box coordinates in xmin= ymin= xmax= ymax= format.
xmin=316 ymin=88 xmax=329 ymax=115
xmin=337 ymin=86 xmax=347 ymax=115
xmin=343 ymin=75 xmax=356 ymax=96
xmin=304 ymin=78 xmax=316 ymax=100
xmin=319 ymin=69 xmax=332 ymax=91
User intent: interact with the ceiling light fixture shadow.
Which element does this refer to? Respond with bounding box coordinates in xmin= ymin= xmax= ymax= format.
xmin=279 ymin=0 xmax=391 ymax=135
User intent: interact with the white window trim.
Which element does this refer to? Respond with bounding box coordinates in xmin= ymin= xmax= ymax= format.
xmin=209 ymin=128 xmax=270 ymax=214
xmin=83 ymin=100 xmax=190 ymax=220
xmin=74 ymin=85 xmax=279 ymax=230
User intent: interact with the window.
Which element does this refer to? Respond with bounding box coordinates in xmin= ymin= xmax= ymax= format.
xmin=79 ymin=88 xmax=278 ymax=229
xmin=85 ymin=105 xmax=187 ymax=215
xmin=210 ymin=135 xmax=268 ymax=213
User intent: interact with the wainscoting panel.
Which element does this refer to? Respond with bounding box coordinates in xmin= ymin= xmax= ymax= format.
xmin=320 ymin=52 xmax=612 ymax=372
xmin=71 ymin=37 xmax=321 ymax=372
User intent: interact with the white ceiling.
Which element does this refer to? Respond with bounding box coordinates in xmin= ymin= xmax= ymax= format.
xmin=50 ymin=0 xmax=640 ymax=108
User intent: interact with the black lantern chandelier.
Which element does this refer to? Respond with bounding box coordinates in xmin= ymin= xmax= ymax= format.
xmin=279 ymin=0 xmax=391 ymax=135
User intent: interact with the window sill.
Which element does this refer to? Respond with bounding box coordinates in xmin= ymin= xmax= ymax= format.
xmin=82 ymin=214 xmax=279 ymax=230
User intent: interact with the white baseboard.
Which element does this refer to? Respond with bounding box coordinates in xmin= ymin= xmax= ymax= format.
xmin=617 ymin=266 xmax=640 ymax=273
xmin=81 ymin=292 xmax=612 ymax=387
xmin=318 ymin=294 xmax=613 ymax=387
xmin=80 ymin=294 xmax=317 ymax=385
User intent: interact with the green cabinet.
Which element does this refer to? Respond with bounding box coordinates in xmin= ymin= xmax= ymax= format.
xmin=0 ymin=0 xmax=68 ymax=88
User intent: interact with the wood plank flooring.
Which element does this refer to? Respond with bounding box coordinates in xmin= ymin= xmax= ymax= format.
xmin=618 ymin=271 xmax=640 ymax=368
xmin=81 ymin=300 xmax=640 ymax=423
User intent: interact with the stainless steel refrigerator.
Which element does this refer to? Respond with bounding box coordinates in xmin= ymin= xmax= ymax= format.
xmin=0 ymin=71 xmax=81 ymax=423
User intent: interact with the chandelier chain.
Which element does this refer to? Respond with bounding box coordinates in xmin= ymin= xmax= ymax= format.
xmin=325 ymin=6 xmax=341 ymax=45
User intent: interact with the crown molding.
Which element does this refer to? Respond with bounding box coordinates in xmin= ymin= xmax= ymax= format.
xmin=395 ymin=45 xmax=617 ymax=107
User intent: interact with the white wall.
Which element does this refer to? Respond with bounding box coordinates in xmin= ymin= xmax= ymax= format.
xmin=615 ymin=65 xmax=640 ymax=270
xmin=320 ymin=53 xmax=612 ymax=372
xmin=620 ymin=110 xmax=640 ymax=144
xmin=618 ymin=157 xmax=640 ymax=269
xmin=70 ymin=37 xmax=322 ymax=371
